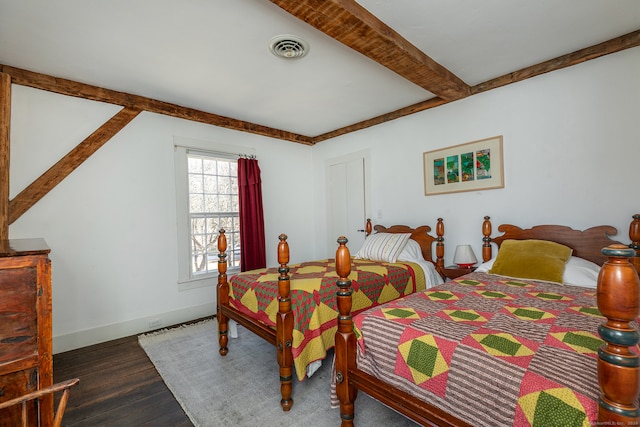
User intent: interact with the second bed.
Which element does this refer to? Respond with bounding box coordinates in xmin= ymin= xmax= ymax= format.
xmin=216 ymin=218 xmax=446 ymax=410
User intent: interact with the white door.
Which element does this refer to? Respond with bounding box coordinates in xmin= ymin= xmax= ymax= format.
xmin=326 ymin=153 xmax=367 ymax=254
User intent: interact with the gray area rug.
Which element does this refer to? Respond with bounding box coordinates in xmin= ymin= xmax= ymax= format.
xmin=138 ymin=318 xmax=417 ymax=426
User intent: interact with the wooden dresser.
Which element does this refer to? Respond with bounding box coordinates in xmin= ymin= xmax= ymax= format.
xmin=0 ymin=239 xmax=53 ymax=426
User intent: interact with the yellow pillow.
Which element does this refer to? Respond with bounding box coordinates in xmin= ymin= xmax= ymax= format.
xmin=489 ymin=239 xmax=573 ymax=284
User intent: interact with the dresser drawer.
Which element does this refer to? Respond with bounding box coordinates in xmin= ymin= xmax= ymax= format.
xmin=0 ymin=266 xmax=38 ymax=366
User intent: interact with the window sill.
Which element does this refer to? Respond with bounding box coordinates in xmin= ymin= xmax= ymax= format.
xmin=178 ymin=268 xmax=240 ymax=291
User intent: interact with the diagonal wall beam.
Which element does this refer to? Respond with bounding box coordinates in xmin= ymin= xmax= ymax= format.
xmin=8 ymin=107 xmax=141 ymax=224
xmin=269 ymin=0 xmax=471 ymax=101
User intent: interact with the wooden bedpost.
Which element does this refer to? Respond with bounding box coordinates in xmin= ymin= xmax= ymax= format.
xmin=435 ymin=218 xmax=445 ymax=276
xmin=597 ymin=244 xmax=640 ymax=424
xmin=482 ymin=216 xmax=493 ymax=262
xmin=334 ymin=236 xmax=357 ymax=427
xmin=275 ymin=234 xmax=294 ymax=411
xmin=629 ymin=214 xmax=640 ymax=274
xmin=217 ymin=229 xmax=229 ymax=356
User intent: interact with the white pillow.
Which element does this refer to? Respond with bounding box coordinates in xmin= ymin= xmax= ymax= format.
xmin=397 ymin=239 xmax=424 ymax=263
xmin=396 ymin=239 xmax=444 ymax=288
xmin=563 ymin=256 xmax=600 ymax=288
xmin=355 ymin=233 xmax=411 ymax=263
xmin=475 ymin=257 xmax=495 ymax=272
xmin=476 ymin=255 xmax=600 ymax=288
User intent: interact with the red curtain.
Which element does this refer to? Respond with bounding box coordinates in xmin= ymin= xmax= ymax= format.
xmin=238 ymin=157 xmax=266 ymax=271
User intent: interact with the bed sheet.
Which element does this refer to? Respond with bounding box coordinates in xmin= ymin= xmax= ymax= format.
xmin=228 ymin=257 xmax=435 ymax=380
xmin=341 ymin=271 xmax=637 ymax=426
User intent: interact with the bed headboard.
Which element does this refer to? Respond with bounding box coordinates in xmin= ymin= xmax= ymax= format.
xmin=482 ymin=216 xmax=621 ymax=266
xmin=372 ymin=218 xmax=444 ymax=271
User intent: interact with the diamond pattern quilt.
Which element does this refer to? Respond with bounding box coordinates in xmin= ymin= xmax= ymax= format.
xmin=350 ymin=271 xmax=639 ymax=426
xmin=228 ymin=257 xmax=427 ymax=380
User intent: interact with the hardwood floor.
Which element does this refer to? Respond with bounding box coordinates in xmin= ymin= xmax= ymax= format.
xmin=53 ymin=331 xmax=193 ymax=426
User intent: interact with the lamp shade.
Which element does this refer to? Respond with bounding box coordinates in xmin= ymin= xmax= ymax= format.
xmin=453 ymin=244 xmax=477 ymax=268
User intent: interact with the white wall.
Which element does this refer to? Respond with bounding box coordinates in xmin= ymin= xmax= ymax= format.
xmin=8 ymin=47 xmax=639 ymax=353
xmin=312 ymin=47 xmax=640 ymax=264
xmin=9 ymin=87 xmax=315 ymax=353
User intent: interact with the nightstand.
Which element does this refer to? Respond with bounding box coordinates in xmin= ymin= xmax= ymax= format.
xmin=442 ymin=265 xmax=477 ymax=280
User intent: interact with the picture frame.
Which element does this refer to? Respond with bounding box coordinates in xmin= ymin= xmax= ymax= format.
xmin=424 ymin=135 xmax=504 ymax=196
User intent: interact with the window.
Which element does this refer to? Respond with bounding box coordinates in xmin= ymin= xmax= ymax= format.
xmin=187 ymin=153 xmax=240 ymax=276
xmin=174 ymin=138 xmax=254 ymax=289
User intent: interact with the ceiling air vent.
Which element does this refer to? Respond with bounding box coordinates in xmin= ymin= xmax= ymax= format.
xmin=269 ymin=35 xmax=309 ymax=59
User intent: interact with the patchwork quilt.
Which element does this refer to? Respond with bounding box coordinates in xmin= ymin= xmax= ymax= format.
xmin=350 ymin=271 xmax=635 ymax=427
xmin=228 ymin=257 xmax=426 ymax=381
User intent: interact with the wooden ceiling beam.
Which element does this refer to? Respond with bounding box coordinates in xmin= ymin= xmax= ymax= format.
xmin=269 ymin=0 xmax=471 ymax=101
xmin=313 ymin=97 xmax=447 ymax=142
xmin=472 ymin=29 xmax=640 ymax=95
xmin=311 ymin=29 xmax=640 ymax=143
xmin=0 ymin=65 xmax=313 ymax=146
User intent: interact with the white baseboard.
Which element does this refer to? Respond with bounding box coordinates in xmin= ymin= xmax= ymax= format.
xmin=53 ymin=303 xmax=216 ymax=354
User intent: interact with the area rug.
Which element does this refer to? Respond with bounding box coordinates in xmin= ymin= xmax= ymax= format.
xmin=138 ymin=318 xmax=417 ymax=426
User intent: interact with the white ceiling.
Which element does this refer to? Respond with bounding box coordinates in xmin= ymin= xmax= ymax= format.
xmin=1 ymin=0 xmax=639 ymax=137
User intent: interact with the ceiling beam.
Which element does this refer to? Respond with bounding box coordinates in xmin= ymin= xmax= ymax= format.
xmin=0 ymin=65 xmax=313 ymax=146
xmin=311 ymin=29 xmax=640 ymax=143
xmin=313 ymin=97 xmax=447 ymax=142
xmin=269 ymin=0 xmax=471 ymax=101
xmin=471 ymin=29 xmax=640 ymax=94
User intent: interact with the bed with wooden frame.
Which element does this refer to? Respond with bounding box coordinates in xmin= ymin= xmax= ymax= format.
xmin=334 ymin=214 xmax=640 ymax=426
xmin=216 ymin=218 xmax=446 ymax=411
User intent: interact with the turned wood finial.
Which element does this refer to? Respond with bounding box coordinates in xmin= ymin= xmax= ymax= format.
xmin=597 ymin=244 xmax=640 ymax=423
xmin=336 ymin=236 xmax=351 ymax=280
xmin=335 ymin=236 xmax=353 ymax=324
xmin=436 ymin=218 xmax=444 ymax=238
xmin=365 ymin=219 xmax=372 ymax=237
xmin=278 ymin=234 xmax=289 ymax=266
xmin=218 ymin=229 xmax=227 ymax=253
xmin=277 ymin=234 xmax=291 ymax=301
xmin=217 ymin=229 xmax=227 ymax=277
xmin=482 ymin=216 xmax=492 ymax=262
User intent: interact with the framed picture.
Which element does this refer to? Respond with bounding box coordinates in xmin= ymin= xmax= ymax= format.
xmin=424 ymin=135 xmax=504 ymax=196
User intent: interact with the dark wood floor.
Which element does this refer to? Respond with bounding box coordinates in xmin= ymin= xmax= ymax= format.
xmin=53 ymin=329 xmax=194 ymax=426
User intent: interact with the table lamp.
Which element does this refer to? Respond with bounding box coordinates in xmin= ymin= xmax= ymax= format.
xmin=453 ymin=244 xmax=477 ymax=268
